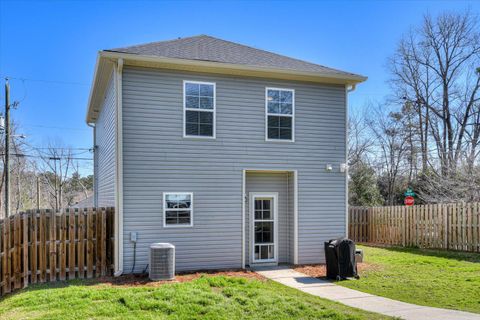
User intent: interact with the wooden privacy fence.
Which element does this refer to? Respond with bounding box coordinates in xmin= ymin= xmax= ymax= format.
xmin=0 ymin=207 xmax=114 ymax=297
xmin=349 ymin=203 xmax=480 ymax=252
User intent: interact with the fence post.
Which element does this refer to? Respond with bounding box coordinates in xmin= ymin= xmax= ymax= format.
xmin=475 ymin=203 xmax=479 ymax=252
xmin=3 ymin=216 xmax=11 ymax=293
xmin=22 ymin=212 xmax=28 ymax=288
xmin=368 ymin=207 xmax=372 ymax=243
xmin=60 ymin=209 xmax=67 ymax=281
xmin=68 ymin=209 xmax=76 ymax=279
xmin=49 ymin=210 xmax=56 ymax=282
xmin=13 ymin=214 xmax=20 ymax=289
xmin=77 ymin=209 xmax=85 ymax=279
xmin=95 ymin=208 xmax=102 ymax=277
xmin=86 ymin=208 xmax=94 ymax=279
xmin=101 ymin=208 xmax=107 ymax=276
xmin=443 ymin=204 xmax=448 ymax=249
xmin=39 ymin=210 xmax=46 ymax=283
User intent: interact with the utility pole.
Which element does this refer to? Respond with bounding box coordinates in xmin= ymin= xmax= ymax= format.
xmin=4 ymin=78 xmax=10 ymax=218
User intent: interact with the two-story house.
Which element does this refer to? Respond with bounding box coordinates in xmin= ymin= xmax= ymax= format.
xmin=86 ymin=35 xmax=366 ymax=275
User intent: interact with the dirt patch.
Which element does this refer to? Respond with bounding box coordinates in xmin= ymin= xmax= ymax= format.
xmin=93 ymin=269 xmax=265 ymax=287
xmin=294 ymin=263 xmax=377 ymax=279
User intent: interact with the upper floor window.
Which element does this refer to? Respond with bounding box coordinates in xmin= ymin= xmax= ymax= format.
xmin=266 ymin=88 xmax=294 ymax=141
xmin=184 ymin=81 xmax=216 ymax=138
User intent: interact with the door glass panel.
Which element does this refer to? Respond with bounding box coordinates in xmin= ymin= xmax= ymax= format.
xmin=268 ymin=245 xmax=274 ymax=259
xmin=261 ymin=245 xmax=268 ymax=260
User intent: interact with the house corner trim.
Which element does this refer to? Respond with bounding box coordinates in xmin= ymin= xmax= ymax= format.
xmin=114 ymin=58 xmax=124 ymax=276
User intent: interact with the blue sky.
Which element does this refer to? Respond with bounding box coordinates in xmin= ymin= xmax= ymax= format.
xmin=1 ymin=0 xmax=479 ymax=174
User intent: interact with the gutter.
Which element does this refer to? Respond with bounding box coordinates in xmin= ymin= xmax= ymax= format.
xmin=114 ymin=58 xmax=124 ymax=277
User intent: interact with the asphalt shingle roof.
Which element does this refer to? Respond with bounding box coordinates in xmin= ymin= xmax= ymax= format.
xmin=107 ymin=35 xmax=361 ymax=77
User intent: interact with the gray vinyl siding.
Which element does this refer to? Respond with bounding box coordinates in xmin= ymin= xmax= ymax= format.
xmin=245 ymin=172 xmax=292 ymax=265
xmin=121 ymin=66 xmax=347 ymax=272
xmin=94 ymin=72 xmax=116 ymax=207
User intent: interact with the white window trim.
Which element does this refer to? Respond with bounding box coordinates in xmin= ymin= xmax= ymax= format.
xmin=265 ymin=87 xmax=295 ymax=142
xmin=183 ymin=80 xmax=216 ymax=139
xmin=163 ymin=192 xmax=194 ymax=228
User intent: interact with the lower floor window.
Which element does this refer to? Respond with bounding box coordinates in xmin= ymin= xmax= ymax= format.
xmin=163 ymin=192 xmax=193 ymax=227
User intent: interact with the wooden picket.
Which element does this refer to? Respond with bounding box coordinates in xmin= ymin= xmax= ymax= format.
xmin=0 ymin=207 xmax=114 ymax=297
xmin=350 ymin=202 xmax=480 ymax=253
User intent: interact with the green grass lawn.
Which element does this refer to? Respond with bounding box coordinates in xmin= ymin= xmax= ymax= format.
xmin=339 ymin=245 xmax=480 ymax=314
xmin=0 ymin=275 xmax=391 ymax=320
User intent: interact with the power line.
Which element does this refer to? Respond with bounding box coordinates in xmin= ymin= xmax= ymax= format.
xmin=0 ymin=75 xmax=89 ymax=86
xmin=23 ymin=124 xmax=90 ymax=132
xmin=22 ymin=141 xmax=92 ymax=151
xmin=1 ymin=153 xmax=93 ymax=161
xmin=26 ymin=146 xmax=92 ymax=151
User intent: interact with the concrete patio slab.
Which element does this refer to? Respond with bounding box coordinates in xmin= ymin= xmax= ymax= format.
xmin=254 ymin=266 xmax=306 ymax=279
xmin=273 ymin=275 xmax=335 ymax=288
xmin=254 ymin=266 xmax=480 ymax=320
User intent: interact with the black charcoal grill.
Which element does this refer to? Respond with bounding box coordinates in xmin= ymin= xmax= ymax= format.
xmin=324 ymin=238 xmax=359 ymax=280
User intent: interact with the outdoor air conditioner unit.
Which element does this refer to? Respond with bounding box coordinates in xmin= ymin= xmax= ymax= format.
xmin=149 ymin=243 xmax=175 ymax=281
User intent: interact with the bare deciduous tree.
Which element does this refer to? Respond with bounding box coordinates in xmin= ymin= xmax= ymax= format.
xmin=348 ymin=113 xmax=373 ymax=167
xmin=390 ymin=11 xmax=480 ymax=176
xmin=367 ymin=106 xmax=409 ymax=205
xmin=37 ymin=140 xmax=73 ymax=210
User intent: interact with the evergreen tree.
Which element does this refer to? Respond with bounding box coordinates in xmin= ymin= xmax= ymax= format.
xmin=349 ymin=163 xmax=384 ymax=206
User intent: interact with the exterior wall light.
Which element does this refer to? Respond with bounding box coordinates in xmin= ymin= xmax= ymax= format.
xmin=340 ymin=163 xmax=348 ymax=173
xmin=325 ymin=164 xmax=333 ymax=172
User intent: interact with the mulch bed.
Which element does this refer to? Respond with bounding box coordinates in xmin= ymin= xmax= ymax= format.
xmin=93 ymin=269 xmax=265 ymax=287
xmin=75 ymin=263 xmax=378 ymax=288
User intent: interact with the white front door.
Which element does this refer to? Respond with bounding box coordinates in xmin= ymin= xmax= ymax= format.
xmin=250 ymin=193 xmax=278 ymax=263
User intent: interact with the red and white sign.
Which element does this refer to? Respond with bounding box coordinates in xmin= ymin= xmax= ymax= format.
xmin=404 ymin=196 xmax=414 ymax=206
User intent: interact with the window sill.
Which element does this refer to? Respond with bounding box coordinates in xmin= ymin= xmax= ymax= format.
xmin=183 ymin=135 xmax=216 ymax=140
xmin=265 ymin=139 xmax=295 ymax=143
xmin=163 ymin=224 xmax=194 ymax=228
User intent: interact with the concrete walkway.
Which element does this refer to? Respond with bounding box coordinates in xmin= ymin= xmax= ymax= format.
xmin=254 ymin=266 xmax=480 ymax=320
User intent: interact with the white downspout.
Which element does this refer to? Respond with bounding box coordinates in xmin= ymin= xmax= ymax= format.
xmin=345 ymin=84 xmax=356 ymax=238
xmin=114 ymin=58 xmax=124 ymax=277
xmin=241 ymin=170 xmax=246 ymax=269
xmin=293 ymin=170 xmax=298 ymax=264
